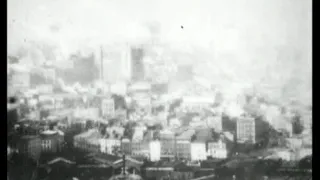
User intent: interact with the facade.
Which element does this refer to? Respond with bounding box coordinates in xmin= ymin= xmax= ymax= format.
xmin=207 ymin=140 xmax=227 ymax=159
xmin=159 ymin=130 xmax=175 ymax=158
xmin=191 ymin=142 xmax=207 ymax=161
xmin=101 ymin=98 xmax=115 ymax=118
xmin=73 ymin=129 xmax=102 ymax=152
xmin=144 ymin=161 xmax=194 ymax=180
xmin=16 ymin=135 xmax=41 ymax=160
xmin=149 ymin=140 xmax=161 ymax=162
xmin=236 ymin=117 xmax=256 ymax=144
xmin=121 ymin=138 xmax=132 ymax=155
xmin=100 ymin=138 xmax=121 ymax=154
xmin=131 ymin=47 xmax=145 ymax=81
xmin=175 ymin=129 xmax=195 ymax=160
xmin=40 ymin=130 xmax=65 ymax=153
xmin=131 ymin=140 xmax=150 ymax=158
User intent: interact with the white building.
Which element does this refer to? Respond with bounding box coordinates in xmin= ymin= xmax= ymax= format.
xmin=236 ymin=117 xmax=255 ymax=144
xmin=207 ymin=140 xmax=228 ymax=159
xmin=100 ymin=138 xmax=121 ymax=154
xmin=149 ymin=140 xmax=161 ymax=162
xmin=191 ymin=142 xmax=207 ymax=161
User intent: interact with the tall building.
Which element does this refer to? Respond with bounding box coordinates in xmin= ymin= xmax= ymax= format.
xmin=100 ymin=44 xmax=131 ymax=83
xmin=131 ymin=47 xmax=145 ymax=81
xmin=101 ymin=98 xmax=115 ymax=118
xmin=236 ymin=117 xmax=256 ymax=144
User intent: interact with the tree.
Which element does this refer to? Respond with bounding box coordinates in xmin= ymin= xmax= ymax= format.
xmin=292 ymin=113 xmax=304 ymax=135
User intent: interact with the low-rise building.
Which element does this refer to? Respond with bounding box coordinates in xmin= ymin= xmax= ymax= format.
xmin=73 ymin=129 xmax=102 ymax=153
xmin=191 ymin=142 xmax=207 ymax=161
xmin=207 ymin=139 xmax=228 ymax=159
xmin=100 ymin=138 xmax=121 ymax=155
xmin=131 ymin=139 xmax=150 ymax=159
xmin=159 ymin=129 xmax=175 ymax=159
xmin=144 ymin=161 xmax=194 ymax=180
xmin=175 ymin=129 xmax=195 ymax=160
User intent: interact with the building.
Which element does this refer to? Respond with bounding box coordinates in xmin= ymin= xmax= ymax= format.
xmin=131 ymin=141 xmax=150 ymax=158
xmin=101 ymin=98 xmax=115 ymax=118
xmin=144 ymin=161 xmax=194 ymax=180
xmin=121 ymin=138 xmax=132 ymax=155
xmin=133 ymin=126 xmax=147 ymax=141
xmin=149 ymin=140 xmax=161 ymax=162
xmin=236 ymin=117 xmax=255 ymax=144
xmin=181 ymin=96 xmax=215 ymax=112
xmin=16 ymin=135 xmax=41 ymax=160
xmin=175 ymin=129 xmax=195 ymax=160
xmin=106 ymin=126 xmax=125 ymax=138
xmin=131 ymin=47 xmax=145 ymax=81
xmin=100 ymin=138 xmax=121 ymax=155
xmin=74 ymin=129 xmax=102 ymax=153
xmin=191 ymin=142 xmax=207 ymax=161
xmin=207 ymin=139 xmax=228 ymax=159
xmin=40 ymin=130 xmax=65 ymax=153
xmin=190 ymin=129 xmax=216 ymax=161
xmin=159 ymin=129 xmax=175 ymax=159
xmin=100 ymin=45 xmax=131 ymax=83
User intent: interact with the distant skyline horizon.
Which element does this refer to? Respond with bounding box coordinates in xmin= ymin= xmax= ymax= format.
xmin=8 ymin=0 xmax=312 ymax=108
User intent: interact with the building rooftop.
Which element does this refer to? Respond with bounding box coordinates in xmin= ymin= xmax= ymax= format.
xmin=193 ymin=129 xmax=214 ymax=142
xmin=176 ymin=129 xmax=195 ymax=140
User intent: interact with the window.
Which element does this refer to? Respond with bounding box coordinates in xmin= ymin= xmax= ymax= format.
xmin=42 ymin=140 xmax=51 ymax=150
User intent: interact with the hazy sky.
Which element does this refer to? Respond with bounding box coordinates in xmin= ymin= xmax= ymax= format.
xmin=8 ymin=0 xmax=312 ymax=106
